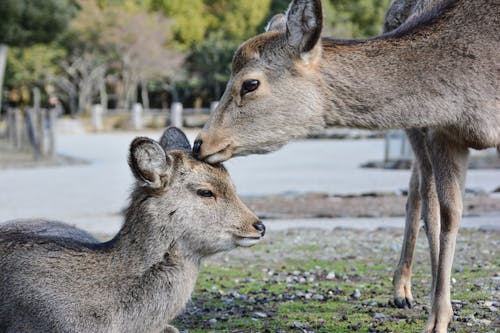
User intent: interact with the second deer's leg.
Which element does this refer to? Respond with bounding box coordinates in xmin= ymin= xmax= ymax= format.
xmin=393 ymin=163 xmax=421 ymax=309
xmin=415 ymin=132 xmax=441 ymax=305
xmin=424 ymin=132 xmax=468 ymax=333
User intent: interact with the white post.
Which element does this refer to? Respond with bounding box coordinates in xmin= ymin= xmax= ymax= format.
xmin=91 ymin=104 xmax=103 ymax=132
xmin=131 ymin=103 xmax=144 ymax=130
xmin=170 ymin=102 xmax=183 ymax=128
xmin=0 ymin=45 xmax=7 ymax=110
xmin=210 ymin=101 xmax=219 ymax=113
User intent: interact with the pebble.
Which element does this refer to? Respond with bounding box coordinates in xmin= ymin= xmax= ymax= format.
xmin=253 ymin=312 xmax=268 ymax=318
xmin=326 ymin=271 xmax=336 ymax=280
xmin=351 ymin=289 xmax=361 ymax=300
xmin=372 ymin=313 xmax=387 ymax=319
xmin=208 ymin=318 xmax=217 ymax=325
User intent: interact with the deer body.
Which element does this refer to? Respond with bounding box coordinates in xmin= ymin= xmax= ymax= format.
xmin=0 ymin=128 xmax=264 ymax=333
xmin=194 ymin=1 xmax=499 ymax=332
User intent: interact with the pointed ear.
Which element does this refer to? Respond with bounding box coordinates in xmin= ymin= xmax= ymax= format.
xmin=159 ymin=127 xmax=192 ymax=152
xmin=286 ymin=0 xmax=323 ymax=54
xmin=265 ymin=14 xmax=287 ymax=32
xmin=129 ymin=137 xmax=171 ymax=189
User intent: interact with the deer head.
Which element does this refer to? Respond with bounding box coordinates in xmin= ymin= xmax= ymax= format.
xmin=194 ymin=0 xmax=326 ymax=163
xmin=129 ymin=127 xmax=265 ymax=257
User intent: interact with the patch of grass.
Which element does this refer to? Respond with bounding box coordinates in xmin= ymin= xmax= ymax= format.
xmin=172 ymin=229 xmax=499 ymax=332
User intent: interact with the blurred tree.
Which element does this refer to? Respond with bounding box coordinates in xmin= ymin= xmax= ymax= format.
xmin=150 ymin=0 xmax=208 ymax=48
xmin=187 ymin=32 xmax=238 ymax=101
xmin=5 ymin=44 xmax=66 ymax=106
xmin=0 ymin=0 xmax=77 ymax=110
xmin=325 ymin=0 xmax=391 ymax=38
xmin=264 ymin=0 xmax=390 ymax=38
xmin=0 ymin=0 xmax=77 ymax=46
xmin=56 ymin=0 xmax=183 ymax=113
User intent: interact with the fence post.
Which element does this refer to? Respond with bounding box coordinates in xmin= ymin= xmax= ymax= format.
xmin=14 ymin=108 xmax=23 ymax=150
xmin=170 ymin=102 xmax=183 ymax=128
xmin=25 ymin=108 xmax=40 ymax=160
xmin=210 ymin=101 xmax=219 ymax=113
xmin=7 ymin=108 xmax=16 ymax=148
xmin=37 ymin=109 xmax=47 ymax=158
xmin=131 ymin=103 xmax=144 ymax=130
xmin=47 ymin=109 xmax=57 ymax=160
xmin=92 ymin=104 xmax=103 ymax=132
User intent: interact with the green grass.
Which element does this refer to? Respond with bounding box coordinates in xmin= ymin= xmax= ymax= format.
xmin=172 ymin=229 xmax=499 ymax=332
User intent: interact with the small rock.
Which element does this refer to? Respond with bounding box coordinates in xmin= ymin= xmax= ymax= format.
xmin=351 ymin=289 xmax=361 ymax=300
xmin=326 ymin=271 xmax=336 ymax=280
xmin=208 ymin=318 xmax=217 ymax=325
xmin=372 ymin=313 xmax=387 ymax=319
xmin=253 ymin=312 xmax=268 ymax=319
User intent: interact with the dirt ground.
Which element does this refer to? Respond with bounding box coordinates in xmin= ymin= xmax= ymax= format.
xmin=243 ymin=192 xmax=500 ymax=220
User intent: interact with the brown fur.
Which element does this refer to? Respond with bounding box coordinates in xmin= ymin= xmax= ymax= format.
xmin=194 ymin=0 xmax=499 ymax=332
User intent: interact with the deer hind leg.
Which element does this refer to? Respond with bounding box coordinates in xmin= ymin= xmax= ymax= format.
xmin=393 ymin=162 xmax=421 ymax=309
xmin=393 ymin=129 xmax=440 ymax=309
xmin=416 ymin=132 xmax=440 ymax=306
xmin=424 ymin=132 xmax=468 ymax=333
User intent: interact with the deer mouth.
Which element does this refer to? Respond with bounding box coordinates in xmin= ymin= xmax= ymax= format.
xmin=234 ymin=235 xmax=262 ymax=247
xmin=204 ymin=144 xmax=233 ymax=164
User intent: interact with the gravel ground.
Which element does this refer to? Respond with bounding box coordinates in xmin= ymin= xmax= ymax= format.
xmin=174 ymin=228 xmax=499 ymax=332
xmin=243 ymin=192 xmax=500 ymax=219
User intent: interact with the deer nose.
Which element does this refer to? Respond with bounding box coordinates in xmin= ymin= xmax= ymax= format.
xmin=193 ymin=139 xmax=203 ymax=159
xmin=253 ymin=221 xmax=266 ymax=237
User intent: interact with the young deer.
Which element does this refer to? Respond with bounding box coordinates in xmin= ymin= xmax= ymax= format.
xmin=0 ymin=127 xmax=265 ymax=333
xmin=193 ymin=0 xmax=499 ymax=332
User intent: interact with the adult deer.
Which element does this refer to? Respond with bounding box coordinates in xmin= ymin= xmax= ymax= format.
xmin=193 ymin=0 xmax=499 ymax=332
xmin=0 ymin=128 xmax=265 ymax=333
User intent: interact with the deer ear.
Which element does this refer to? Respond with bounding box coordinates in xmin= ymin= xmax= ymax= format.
xmin=129 ymin=137 xmax=171 ymax=189
xmin=265 ymin=14 xmax=287 ymax=32
xmin=159 ymin=127 xmax=192 ymax=152
xmin=286 ymin=0 xmax=323 ymax=54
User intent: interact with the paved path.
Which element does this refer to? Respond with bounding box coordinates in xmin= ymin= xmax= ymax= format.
xmin=0 ymin=130 xmax=498 ymax=233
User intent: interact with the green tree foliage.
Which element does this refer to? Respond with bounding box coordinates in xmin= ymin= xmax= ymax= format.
xmin=325 ymin=0 xmax=391 ymax=38
xmin=266 ymin=0 xmax=391 ymax=38
xmin=187 ymin=32 xmax=238 ymax=101
xmin=151 ymin=0 xmax=207 ymax=48
xmin=0 ymin=0 xmax=78 ymax=46
xmin=5 ymin=45 xmax=66 ymax=88
xmin=206 ymin=0 xmax=272 ymax=41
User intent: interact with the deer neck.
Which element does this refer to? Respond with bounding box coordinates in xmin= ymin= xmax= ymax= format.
xmin=110 ymin=197 xmax=201 ymax=275
xmin=318 ymin=31 xmax=460 ymax=130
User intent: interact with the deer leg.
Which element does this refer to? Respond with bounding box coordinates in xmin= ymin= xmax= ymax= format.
xmin=424 ymin=133 xmax=468 ymax=333
xmin=415 ymin=135 xmax=440 ymax=305
xmin=393 ymin=163 xmax=421 ymax=309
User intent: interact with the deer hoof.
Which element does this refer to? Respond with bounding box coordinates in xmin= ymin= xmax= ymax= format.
xmin=394 ymin=296 xmax=413 ymax=309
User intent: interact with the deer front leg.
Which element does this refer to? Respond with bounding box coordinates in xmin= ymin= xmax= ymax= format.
xmin=424 ymin=133 xmax=468 ymax=333
xmin=162 ymin=324 xmax=180 ymax=333
xmin=393 ymin=163 xmax=421 ymax=309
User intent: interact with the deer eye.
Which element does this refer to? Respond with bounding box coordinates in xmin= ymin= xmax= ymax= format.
xmin=240 ymin=79 xmax=260 ymax=95
xmin=197 ymin=189 xmax=215 ymax=198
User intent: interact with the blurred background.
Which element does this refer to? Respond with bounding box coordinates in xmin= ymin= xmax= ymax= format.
xmin=0 ymin=0 xmax=498 ymax=234
xmin=0 ymin=0 xmax=392 ymax=116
